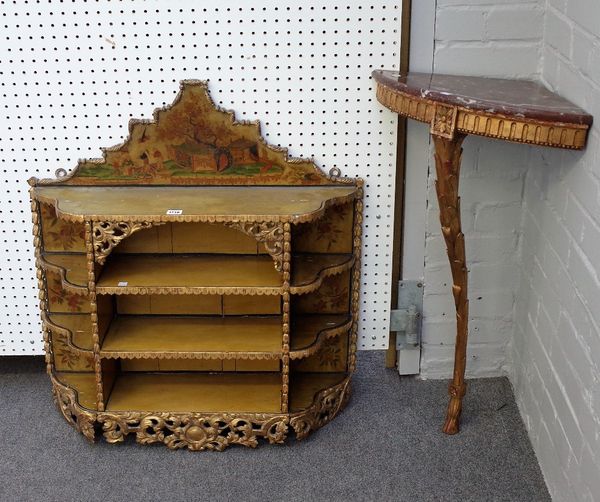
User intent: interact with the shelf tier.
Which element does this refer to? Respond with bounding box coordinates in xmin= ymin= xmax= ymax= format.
xmin=56 ymin=372 xmax=97 ymax=409
xmin=290 ymin=253 xmax=354 ymax=295
xmin=290 ymin=373 xmax=348 ymax=412
xmin=45 ymin=313 xmax=93 ymax=351
xmin=39 ymin=253 xmax=88 ymax=294
xmin=97 ymin=254 xmax=281 ymax=295
xmin=97 ymin=314 xmax=351 ymax=360
xmin=54 ymin=370 xmax=349 ymax=415
xmin=290 ymin=315 xmax=351 ymax=359
xmin=33 ymin=185 xmax=359 ymax=224
xmin=105 ymin=372 xmax=283 ymax=413
xmin=95 ymin=253 xmax=353 ymax=295
xmin=100 ymin=315 xmax=282 ymax=360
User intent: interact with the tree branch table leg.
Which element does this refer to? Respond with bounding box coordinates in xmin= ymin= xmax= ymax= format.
xmin=432 ymin=134 xmax=469 ymax=435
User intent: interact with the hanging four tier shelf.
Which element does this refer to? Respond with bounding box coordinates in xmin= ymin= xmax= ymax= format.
xmin=29 ymin=80 xmax=363 ymax=451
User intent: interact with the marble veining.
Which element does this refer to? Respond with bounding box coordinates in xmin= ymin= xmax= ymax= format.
xmin=372 ymin=70 xmax=593 ymax=126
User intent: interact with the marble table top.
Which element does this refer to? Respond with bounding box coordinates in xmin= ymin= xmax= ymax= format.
xmin=372 ymin=70 xmax=593 ymax=126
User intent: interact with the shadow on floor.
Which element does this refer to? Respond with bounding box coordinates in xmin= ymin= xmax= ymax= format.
xmin=0 ymin=352 xmax=549 ymax=502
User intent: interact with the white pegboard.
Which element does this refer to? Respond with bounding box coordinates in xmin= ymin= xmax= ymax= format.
xmin=0 ymin=0 xmax=399 ymax=354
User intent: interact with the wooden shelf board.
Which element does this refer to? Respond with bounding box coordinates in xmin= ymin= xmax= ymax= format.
xmin=56 ymin=372 xmax=97 ymax=409
xmin=33 ymin=185 xmax=358 ymax=223
xmin=96 ymin=254 xmax=282 ymax=294
xmin=105 ymin=372 xmax=282 ymax=413
xmin=41 ymin=253 xmax=88 ymax=288
xmin=47 ymin=313 xmax=93 ymax=350
xmin=95 ymin=253 xmax=353 ymax=294
xmin=291 ymin=253 xmax=354 ymax=294
xmin=290 ymin=314 xmax=351 ymax=357
xmin=100 ymin=315 xmax=282 ymax=358
xmin=290 ymin=372 xmax=348 ymax=412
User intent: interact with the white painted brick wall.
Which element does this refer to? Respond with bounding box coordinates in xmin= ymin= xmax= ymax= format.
xmin=421 ymin=1 xmax=543 ymax=378
xmin=420 ymin=0 xmax=600 ymax=498
xmin=511 ymin=0 xmax=600 ymax=497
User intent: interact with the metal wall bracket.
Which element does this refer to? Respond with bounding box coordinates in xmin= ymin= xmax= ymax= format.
xmin=390 ymin=280 xmax=423 ymax=350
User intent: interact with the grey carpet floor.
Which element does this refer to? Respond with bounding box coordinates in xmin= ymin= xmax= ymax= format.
xmin=0 ymin=352 xmax=550 ymax=502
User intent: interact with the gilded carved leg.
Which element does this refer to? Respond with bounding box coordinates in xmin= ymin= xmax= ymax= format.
xmin=432 ymin=134 xmax=469 ymax=435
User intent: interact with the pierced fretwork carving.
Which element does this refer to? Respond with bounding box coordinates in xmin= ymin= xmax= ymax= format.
xmin=289 ymin=378 xmax=350 ymax=440
xmin=225 ymin=221 xmax=284 ymax=271
xmin=51 ymin=377 xmax=96 ymax=442
xmin=50 ymin=375 xmax=351 ymax=450
xmin=92 ymin=221 xmax=157 ymax=264
xmin=98 ymin=413 xmax=289 ymax=451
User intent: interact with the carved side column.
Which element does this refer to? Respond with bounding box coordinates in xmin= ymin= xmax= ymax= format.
xmin=348 ymin=183 xmax=364 ymax=373
xmin=85 ymin=221 xmax=104 ymax=411
xmin=432 ymin=134 xmax=469 ymax=435
xmin=30 ymin=196 xmax=53 ymax=376
xmin=281 ymin=222 xmax=292 ymax=413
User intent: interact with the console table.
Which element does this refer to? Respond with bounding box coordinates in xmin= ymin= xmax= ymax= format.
xmin=372 ymin=70 xmax=592 ymax=434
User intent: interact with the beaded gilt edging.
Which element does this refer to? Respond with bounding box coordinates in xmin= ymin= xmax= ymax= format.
xmin=31 ymin=196 xmax=54 ymax=376
xmin=96 ymin=285 xmax=284 ymax=296
xmin=85 ymin=221 xmax=104 ymax=412
xmin=281 ymin=222 xmax=292 ymax=413
xmin=50 ymin=374 xmax=351 ymax=450
xmin=375 ymin=83 xmax=589 ymax=149
xmin=99 ymin=349 xmax=282 ymax=361
xmin=348 ymin=183 xmax=364 ymax=373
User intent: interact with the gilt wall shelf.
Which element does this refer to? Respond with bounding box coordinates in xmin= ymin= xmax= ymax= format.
xmin=30 ymin=80 xmax=363 ymax=450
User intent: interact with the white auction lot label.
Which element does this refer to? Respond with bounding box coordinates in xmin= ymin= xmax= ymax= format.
xmin=166 ymin=209 xmax=183 ymax=215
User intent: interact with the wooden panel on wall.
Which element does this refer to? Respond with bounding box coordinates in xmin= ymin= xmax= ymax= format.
xmin=119 ymin=359 xmax=281 ymax=372
xmin=172 ymin=222 xmax=258 ymax=254
xmin=116 ymin=224 xmax=173 ymax=253
xmin=52 ymin=336 xmax=95 ymax=372
xmin=292 ymin=333 xmax=349 ymax=373
xmin=292 ymin=203 xmax=353 ymax=253
xmin=46 ymin=271 xmax=90 ymax=313
xmin=292 ymin=270 xmax=351 ymax=314
xmin=120 ymin=359 xmax=160 ymax=371
xmin=96 ymin=294 xmax=114 ymax=344
xmin=116 ymin=294 xmax=222 ymax=315
xmin=235 ymin=359 xmax=280 ymax=371
xmin=223 ymin=295 xmax=281 ymax=315
xmin=40 ymin=203 xmax=86 ymax=252
xmin=158 ymin=359 xmax=222 ymax=371
xmin=101 ymin=359 xmax=119 ymax=409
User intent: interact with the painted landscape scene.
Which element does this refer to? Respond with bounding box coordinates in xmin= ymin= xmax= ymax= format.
xmin=66 ymin=82 xmax=327 ymax=186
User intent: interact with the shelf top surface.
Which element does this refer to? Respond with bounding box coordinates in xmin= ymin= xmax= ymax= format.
xmin=101 ymin=315 xmax=283 ymax=356
xmin=106 ymin=372 xmax=283 ymax=413
xmin=96 ymin=254 xmax=282 ymax=291
xmin=93 ymin=253 xmax=353 ymax=295
xmin=33 ymin=185 xmax=358 ymax=222
xmin=372 ymin=70 xmax=593 ymax=126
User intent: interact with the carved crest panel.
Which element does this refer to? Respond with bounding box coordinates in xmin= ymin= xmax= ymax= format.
xmin=46 ymin=81 xmax=335 ymax=186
